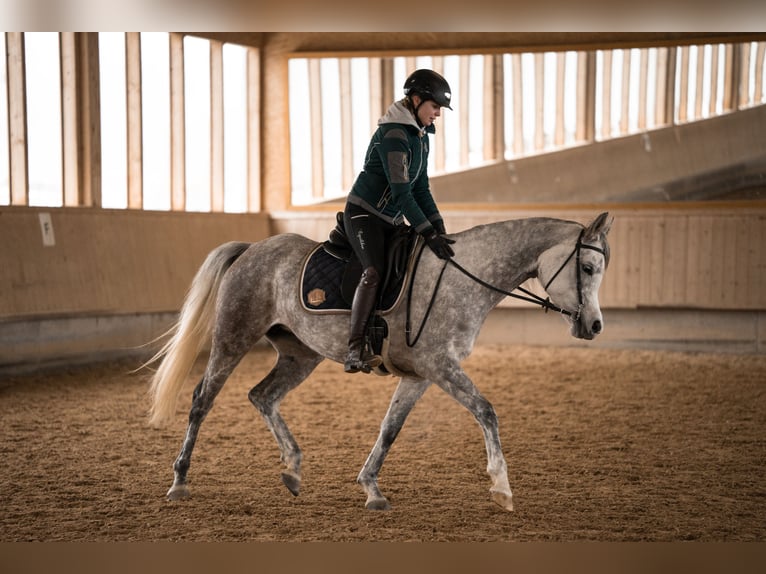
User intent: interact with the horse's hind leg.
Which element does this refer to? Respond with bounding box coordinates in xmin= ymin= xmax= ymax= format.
xmin=248 ymin=327 xmax=324 ymax=497
xmin=357 ymin=376 xmax=431 ymax=510
xmin=167 ymin=343 xmax=252 ymax=501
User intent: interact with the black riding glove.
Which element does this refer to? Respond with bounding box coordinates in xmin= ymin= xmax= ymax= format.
xmin=424 ymin=230 xmax=455 ymax=260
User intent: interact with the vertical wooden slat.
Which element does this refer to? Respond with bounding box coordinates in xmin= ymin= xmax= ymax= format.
xmin=655 ymin=47 xmax=670 ymax=126
xmin=77 ymin=33 xmax=101 ymax=208
xmin=620 ymin=49 xmax=631 ymax=134
xmin=576 ymin=50 xmax=596 ymax=142
xmin=246 ymin=47 xmax=261 ymax=213
xmin=512 ymin=53 xmax=524 ymax=155
xmin=638 ymin=48 xmax=648 ymax=129
xmin=368 ymin=58 xmax=382 ymax=133
xmin=6 ymin=33 xmax=28 ymax=205
xmin=483 ymin=54 xmax=504 ymax=160
xmin=339 ymin=58 xmax=354 ymax=190
xmin=60 ymin=33 xmax=79 ymax=207
xmin=601 ymin=50 xmax=612 ymax=139
xmin=723 ymin=43 xmax=739 ymax=111
xmin=738 ymin=41 xmax=751 ymax=109
xmin=125 ymin=32 xmax=142 ymax=209
xmin=709 ymin=44 xmax=720 ymax=116
xmin=380 ymin=58 xmax=394 ymax=113
xmin=554 ymin=52 xmax=566 ymax=146
xmin=170 ymin=33 xmax=185 ymax=211
xmin=755 ymin=42 xmax=765 ymax=103
xmin=431 ymin=55 xmax=446 ymax=172
xmin=308 ymin=58 xmax=324 ymax=199
xmin=210 ymin=40 xmax=224 ymax=212
xmin=677 ymin=46 xmax=690 ymax=123
xmin=694 ymin=45 xmax=705 ymax=120
xmin=534 ymin=53 xmax=545 ymax=150
xmin=459 ymin=55 xmax=470 ymax=165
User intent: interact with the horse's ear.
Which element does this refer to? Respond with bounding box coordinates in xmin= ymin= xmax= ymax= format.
xmin=585 ymin=212 xmax=613 ymax=238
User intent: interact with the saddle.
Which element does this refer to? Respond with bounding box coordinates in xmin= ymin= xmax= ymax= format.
xmin=302 ymin=212 xmax=419 ymax=313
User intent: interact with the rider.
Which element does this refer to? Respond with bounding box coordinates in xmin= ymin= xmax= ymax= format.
xmin=343 ymin=68 xmax=456 ymax=374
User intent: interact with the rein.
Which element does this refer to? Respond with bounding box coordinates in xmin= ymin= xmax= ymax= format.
xmin=405 ymin=229 xmax=606 ymax=347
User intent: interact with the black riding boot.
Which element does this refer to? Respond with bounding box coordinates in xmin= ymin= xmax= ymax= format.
xmin=344 ymin=267 xmax=380 ymax=373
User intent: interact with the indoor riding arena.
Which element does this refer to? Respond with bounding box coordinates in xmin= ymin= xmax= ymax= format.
xmin=1 ymin=33 xmax=765 ymax=546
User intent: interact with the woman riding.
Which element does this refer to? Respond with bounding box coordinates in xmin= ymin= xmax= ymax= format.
xmin=343 ymin=68 xmax=456 ymax=373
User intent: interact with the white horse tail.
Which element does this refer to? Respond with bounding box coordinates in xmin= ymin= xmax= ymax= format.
xmin=147 ymin=241 xmax=251 ymax=427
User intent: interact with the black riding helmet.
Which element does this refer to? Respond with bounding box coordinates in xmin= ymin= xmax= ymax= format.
xmin=403 ymin=69 xmax=453 ymax=111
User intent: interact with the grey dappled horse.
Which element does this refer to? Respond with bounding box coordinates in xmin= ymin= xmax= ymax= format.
xmin=148 ymin=213 xmax=612 ymax=511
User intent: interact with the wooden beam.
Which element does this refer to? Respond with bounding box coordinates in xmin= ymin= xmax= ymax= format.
xmin=576 ymin=50 xmax=596 ymax=142
xmin=6 ymin=33 xmax=28 ymax=206
xmin=210 ymin=40 xmax=224 ymax=212
xmin=620 ymin=49 xmax=631 ymax=134
xmin=60 ymin=33 xmax=80 ymax=207
xmin=723 ymin=43 xmax=739 ymax=112
xmin=308 ymin=58 xmax=324 ymax=199
xmin=77 ymin=33 xmax=102 ymax=208
xmin=601 ymin=50 xmax=612 ymax=138
xmin=534 ymin=52 xmax=544 ymax=150
xmin=554 ymin=52 xmax=565 ymax=146
xmin=125 ymin=32 xmax=142 ymax=209
xmin=755 ymin=42 xmax=765 ymax=104
xmin=339 ymin=58 xmax=353 ymax=190
xmin=247 ymin=47 xmax=261 ymax=213
xmin=459 ymin=55 xmax=470 ymax=165
xmin=709 ymin=44 xmax=720 ymax=116
xmin=695 ymin=45 xmax=705 ymax=119
xmin=512 ymin=53 xmax=523 ymax=155
xmin=483 ymin=54 xmax=504 ymax=160
xmin=170 ymin=33 xmax=186 ymax=211
xmin=738 ymin=41 xmax=751 ymax=109
xmin=638 ymin=48 xmax=648 ymax=129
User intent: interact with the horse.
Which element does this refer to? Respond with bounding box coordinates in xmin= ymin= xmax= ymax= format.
xmin=147 ymin=212 xmax=612 ymax=511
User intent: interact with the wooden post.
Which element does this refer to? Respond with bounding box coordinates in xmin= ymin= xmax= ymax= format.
xmin=170 ymin=33 xmax=186 ymax=211
xmin=6 ymin=33 xmax=28 ymax=205
xmin=60 ymin=33 xmax=80 ymax=207
xmin=125 ymin=32 xmax=142 ymax=209
xmin=339 ymin=58 xmax=353 ymax=190
xmin=308 ymin=58 xmax=324 ymax=199
xmin=246 ymin=47 xmax=261 ymax=213
xmin=512 ymin=53 xmax=523 ymax=155
xmin=210 ymin=40 xmax=224 ymax=212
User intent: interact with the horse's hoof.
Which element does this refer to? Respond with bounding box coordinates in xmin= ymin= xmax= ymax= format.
xmin=365 ymin=497 xmax=391 ymax=511
xmin=166 ymin=484 xmax=190 ymax=501
xmin=490 ymin=489 xmax=514 ymax=511
xmin=281 ymin=471 xmax=301 ymax=496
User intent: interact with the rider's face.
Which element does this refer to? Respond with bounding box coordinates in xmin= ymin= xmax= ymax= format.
xmin=412 ymin=97 xmax=442 ymax=127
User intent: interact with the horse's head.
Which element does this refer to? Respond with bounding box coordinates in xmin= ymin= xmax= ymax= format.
xmin=538 ymin=212 xmax=613 ymax=340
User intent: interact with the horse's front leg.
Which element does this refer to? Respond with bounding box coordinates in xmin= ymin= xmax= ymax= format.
xmin=357 ymin=377 xmax=431 ymax=510
xmin=431 ymin=364 xmax=514 ymax=511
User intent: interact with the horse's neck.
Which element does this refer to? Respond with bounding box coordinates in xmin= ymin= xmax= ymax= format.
xmin=456 ymin=218 xmax=576 ymax=292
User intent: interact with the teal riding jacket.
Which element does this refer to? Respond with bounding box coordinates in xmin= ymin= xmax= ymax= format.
xmin=346 ymin=99 xmax=445 ymax=235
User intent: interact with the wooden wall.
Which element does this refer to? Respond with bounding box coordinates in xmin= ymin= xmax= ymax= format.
xmin=0 ymin=207 xmax=270 ymax=318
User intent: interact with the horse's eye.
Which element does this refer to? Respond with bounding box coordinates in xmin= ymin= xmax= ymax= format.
xmin=582 ymin=264 xmax=594 ymax=276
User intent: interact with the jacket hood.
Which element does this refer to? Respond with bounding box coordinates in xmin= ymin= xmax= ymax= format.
xmin=378 ymin=99 xmax=435 ymax=135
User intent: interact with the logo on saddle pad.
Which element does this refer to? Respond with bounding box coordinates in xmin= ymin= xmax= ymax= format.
xmin=307 ymin=288 xmax=327 ymax=307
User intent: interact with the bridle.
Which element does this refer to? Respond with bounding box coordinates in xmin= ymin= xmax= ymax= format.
xmin=406 ymin=228 xmax=607 ymax=347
